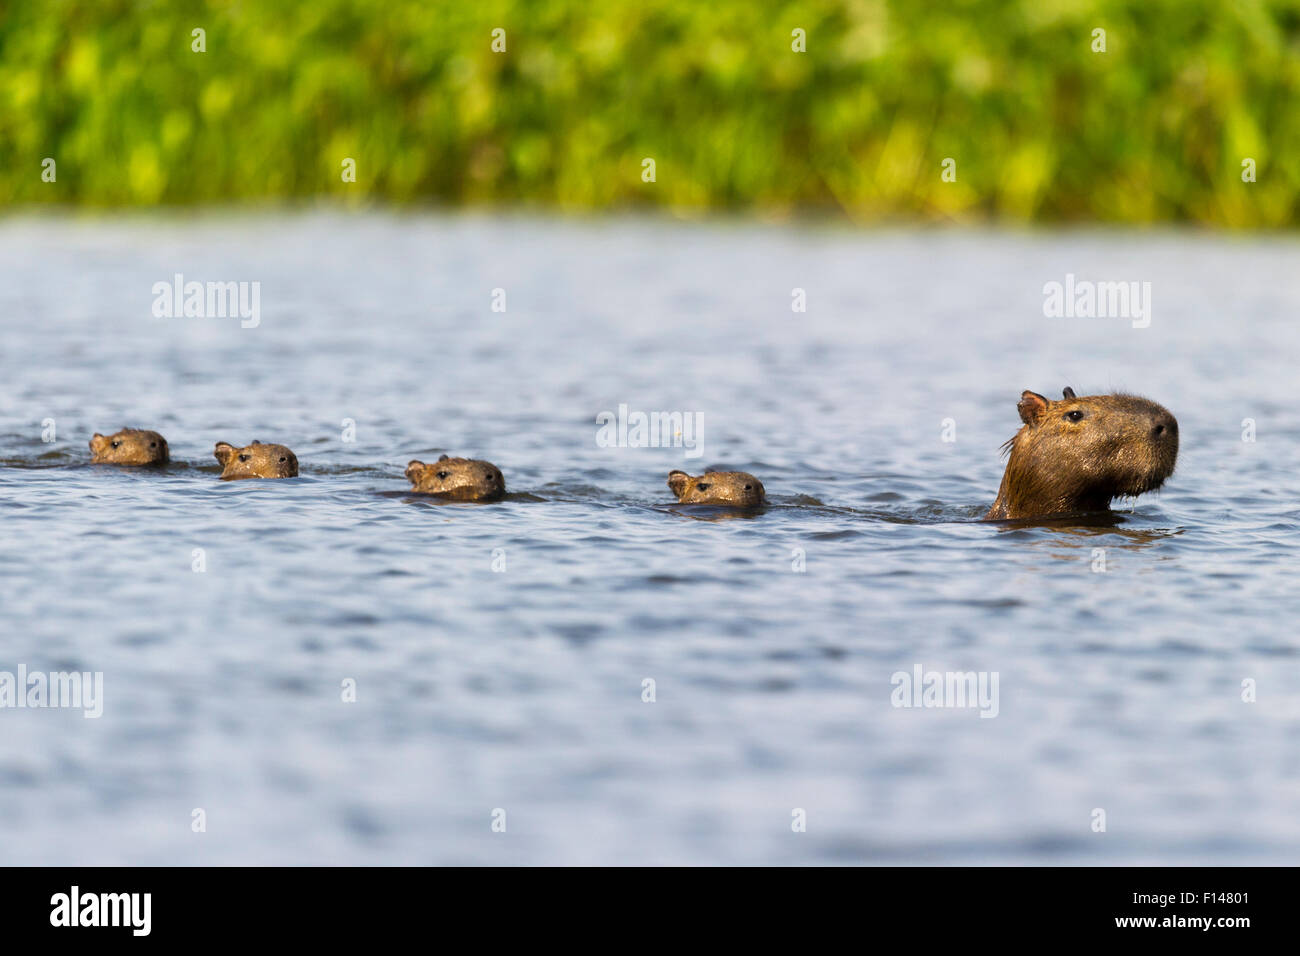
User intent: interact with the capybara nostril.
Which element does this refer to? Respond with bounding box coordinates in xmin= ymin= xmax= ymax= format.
xmin=1151 ymin=412 xmax=1178 ymax=441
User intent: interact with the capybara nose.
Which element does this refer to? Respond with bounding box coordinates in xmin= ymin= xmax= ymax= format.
xmin=1151 ymin=413 xmax=1177 ymax=441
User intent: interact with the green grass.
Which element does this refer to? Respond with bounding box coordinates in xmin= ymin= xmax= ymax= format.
xmin=3 ymin=0 xmax=1299 ymax=225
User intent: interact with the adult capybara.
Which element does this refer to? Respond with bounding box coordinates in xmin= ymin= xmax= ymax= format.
xmin=986 ymin=387 xmax=1178 ymax=520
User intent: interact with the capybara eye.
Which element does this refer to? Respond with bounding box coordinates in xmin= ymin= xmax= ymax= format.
xmin=238 ymin=454 xmax=251 ymax=462
xmin=744 ymin=484 xmax=753 ymax=490
xmin=1065 ymin=410 xmax=1085 ymax=423
xmin=697 ymin=483 xmax=710 ymax=491
xmin=436 ymin=471 xmax=450 ymax=480
xmin=111 ymin=441 xmax=120 ymax=449
xmin=149 ymin=442 xmax=157 ymax=448
xmin=278 ymin=456 xmax=286 ymax=462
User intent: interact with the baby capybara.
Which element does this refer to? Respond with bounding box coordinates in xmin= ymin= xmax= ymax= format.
xmin=986 ymin=387 xmax=1178 ymax=520
xmin=214 ymin=440 xmax=299 ymax=480
xmin=405 ymin=455 xmax=505 ymax=501
xmin=89 ymin=428 xmax=169 ymax=466
xmin=667 ymin=470 xmax=766 ymax=508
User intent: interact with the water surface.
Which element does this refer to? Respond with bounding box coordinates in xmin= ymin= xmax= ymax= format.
xmin=1 ymin=213 xmax=1297 ymax=864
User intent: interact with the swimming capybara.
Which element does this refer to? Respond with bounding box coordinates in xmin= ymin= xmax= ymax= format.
xmin=214 ymin=440 xmax=299 ymax=480
xmin=89 ymin=428 xmax=169 ymax=466
xmin=667 ymin=470 xmax=766 ymax=508
xmin=986 ymin=387 xmax=1178 ymax=520
xmin=405 ymin=455 xmax=505 ymax=501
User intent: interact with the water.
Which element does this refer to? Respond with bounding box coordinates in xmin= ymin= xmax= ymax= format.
xmin=1 ymin=212 xmax=1297 ymax=865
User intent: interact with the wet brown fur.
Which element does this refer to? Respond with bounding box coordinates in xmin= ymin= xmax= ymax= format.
xmin=89 ymin=428 xmax=169 ymax=466
xmin=405 ymin=455 xmax=505 ymax=501
xmin=986 ymin=387 xmax=1178 ymax=519
xmin=214 ymin=440 xmax=299 ymax=480
xmin=667 ymin=470 xmax=766 ymax=508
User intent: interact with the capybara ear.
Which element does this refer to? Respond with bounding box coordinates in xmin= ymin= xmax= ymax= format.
xmin=89 ymin=433 xmax=107 ymax=454
xmin=667 ymin=470 xmax=692 ymax=497
xmin=437 ymin=454 xmax=450 ymax=462
xmin=405 ymin=460 xmax=426 ymax=483
xmin=1062 ymin=386 xmax=1077 ymax=399
xmin=214 ymin=442 xmax=236 ymax=466
xmin=1017 ymin=390 xmax=1049 ymax=426
xmin=251 ymin=440 xmax=261 ymax=446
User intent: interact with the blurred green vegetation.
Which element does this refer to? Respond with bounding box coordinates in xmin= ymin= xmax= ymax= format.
xmin=2 ymin=0 xmax=1299 ymax=225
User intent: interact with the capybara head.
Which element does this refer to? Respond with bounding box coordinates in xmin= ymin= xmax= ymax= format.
xmin=667 ymin=470 xmax=766 ymax=508
xmin=89 ymin=428 xmax=169 ymax=466
xmin=405 ymin=455 xmax=505 ymax=501
xmin=214 ymin=440 xmax=299 ymax=480
xmin=986 ymin=387 xmax=1178 ymax=520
